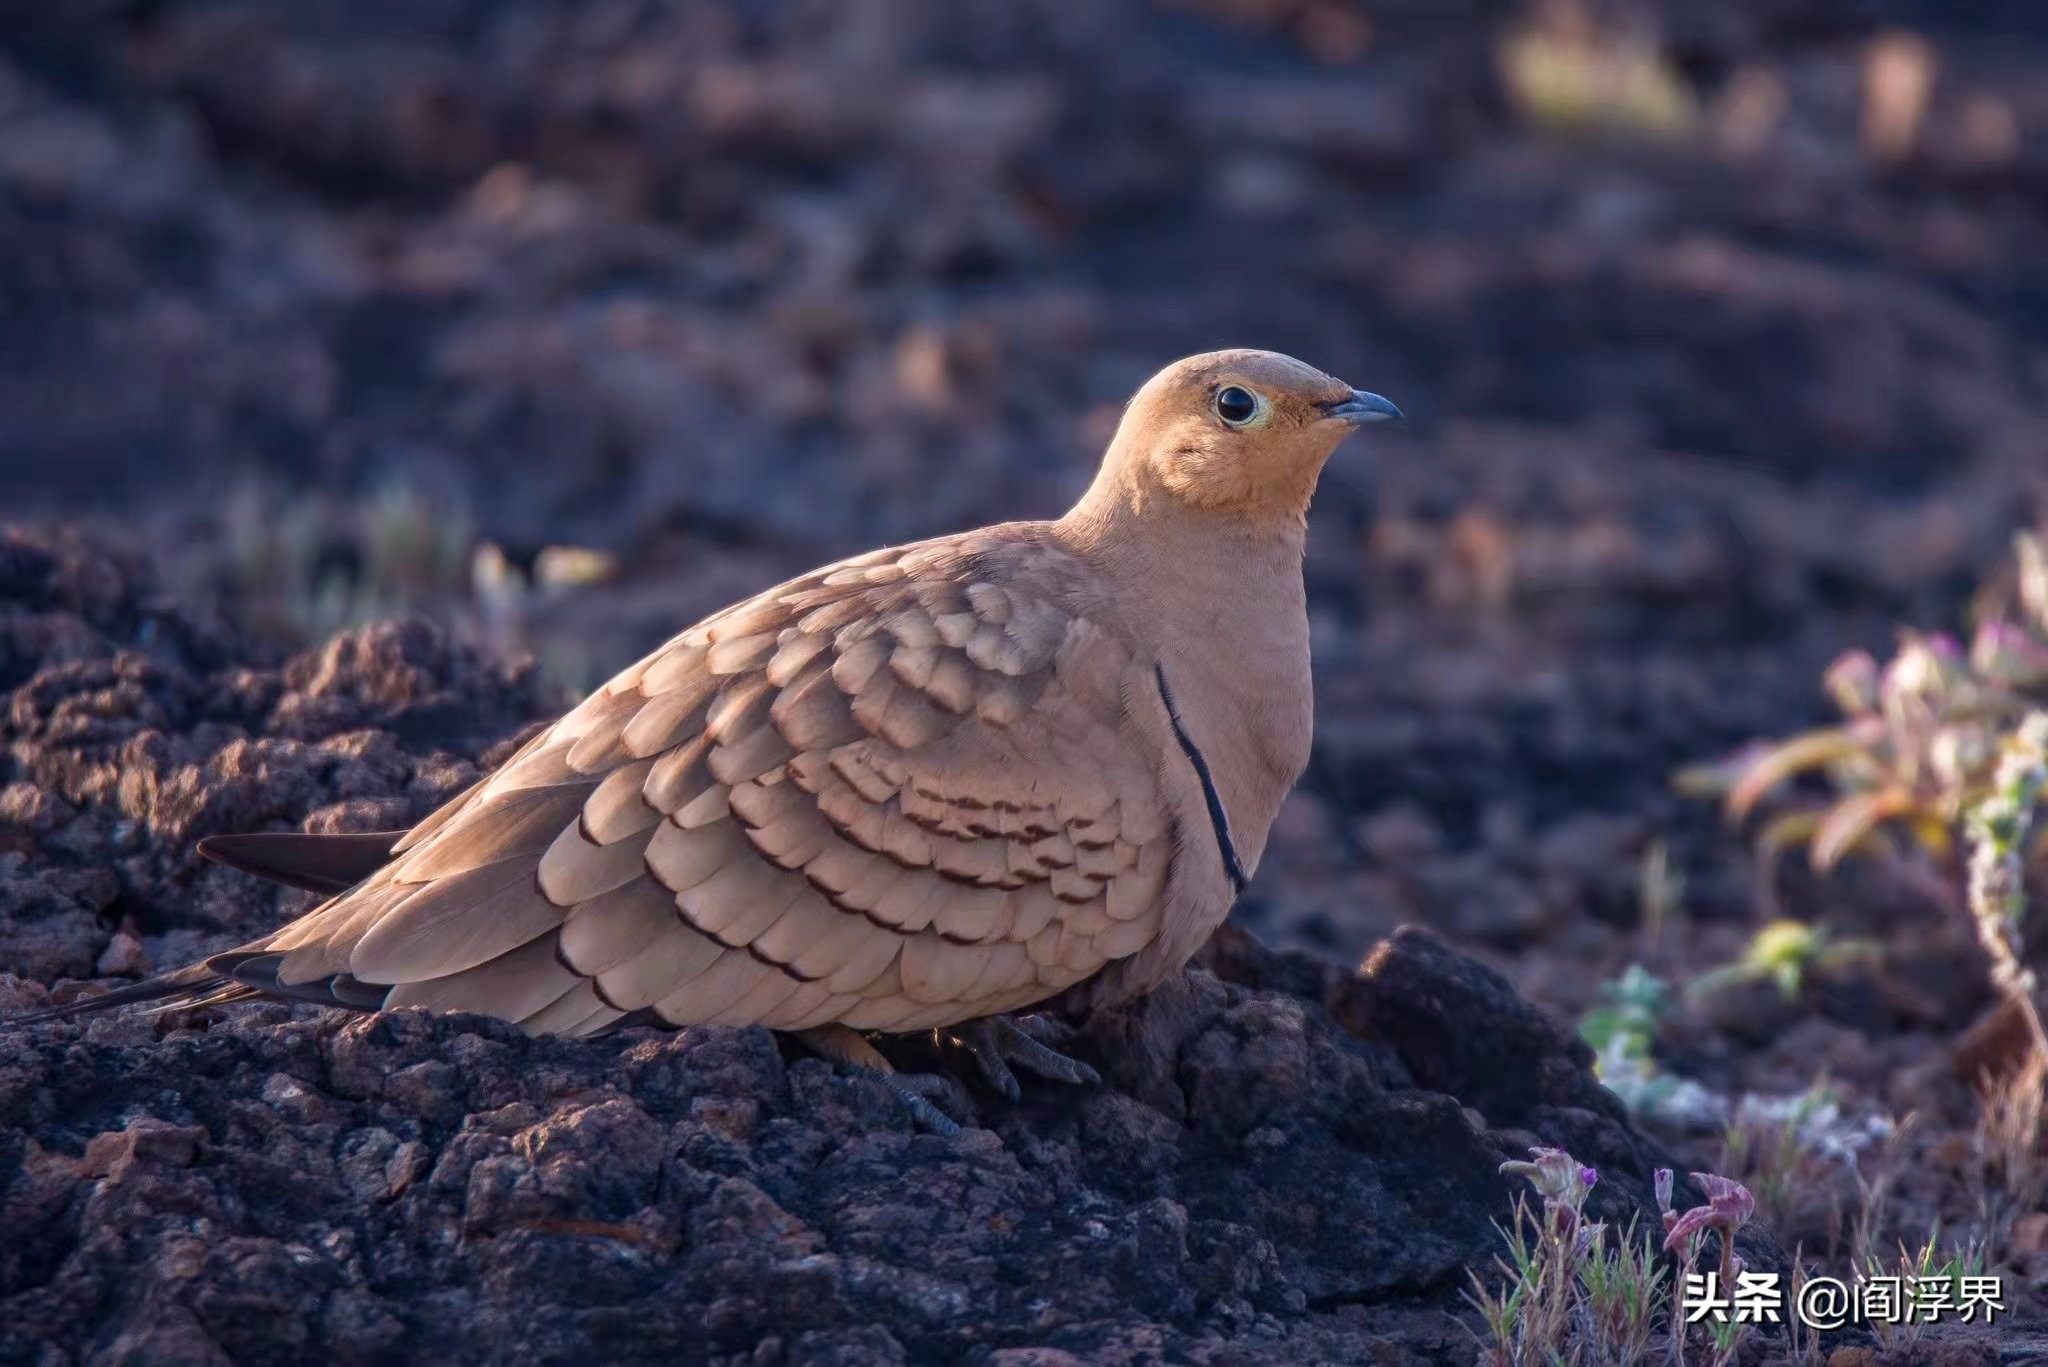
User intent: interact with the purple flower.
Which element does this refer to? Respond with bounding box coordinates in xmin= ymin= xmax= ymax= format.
xmin=1653 ymin=1167 xmax=1673 ymax=1215
xmin=1662 ymin=1173 xmax=1756 ymax=1254
xmin=1971 ymin=620 xmax=2048 ymax=687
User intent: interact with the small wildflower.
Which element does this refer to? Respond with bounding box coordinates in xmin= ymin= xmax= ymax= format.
xmin=1685 ymin=527 xmax=2048 ymax=912
xmin=1822 ymin=649 xmax=1881 ymax=715
xmin=1664 ymin=1171 xmax=1756 ymax=1330
xmin=1663 ymin=1173 xmax=1756 ymax=1253
xmin=1500 ymin=1146 xmax=1598 ymax=1245
xmin=1881 ymin=630 xmax=1967 ymax=715
xmin=1500 ymin=1147 xmax=1596 ymax=1207
xmin=1929 ymin=722 xmax=1996 ymax=792
xmin=1695 ymin=1173 xmax=1757 ymax=1227
xmin=1970 ymin=620 xmax=2048 ymax=688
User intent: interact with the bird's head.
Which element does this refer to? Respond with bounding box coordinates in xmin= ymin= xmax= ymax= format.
xmin=1090 ymin=349 xmax=1400 ymax=527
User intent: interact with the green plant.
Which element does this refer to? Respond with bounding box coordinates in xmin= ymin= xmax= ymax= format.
xmin=1680 ymin=531 xmax=2048 ymax=902
xmin=1682 ymin=529 xmax=2048 ymax=1082
xmin=1577 ymin=1215 xmax=1664 ymax=1364
xmin=212 ymin=478 xmax=618 ymax=690
xmin=220 ymin=479 xmax=478 ymax=641
xmin=1962 ymin=711 xmax=2048 ymax=1064
xmin=1700 ymin=1315 xmax=1743 ymax=1367
xmin=1656 ymin=1168 xmax=1761 ymax=1367
xmin=1470 ymin=1147 xmax=1770 ymax=1365
xmin=1718 ymin=1080 xmax=1895 ymax=1258
xmin=1636 ymin=839 xmax=1686 ymax=946
xmin=1685 ymin=920 xmax=1879 ymax=1002
xmin=1465 ymin=1149 xmax=1791 ymax=1364
xmin=1860 ymin=1232 xmax=1990 ymax=1353
xmin=1578 ymin=967 xmax=1725 ymax=1130
xmin=1579 ymin=964 xmax=1669 ymax=1058
xmin=1498 ymin=4 xmax=1696 ymax=138
xmin=1782 ymin=1254 xmax=1823 ymax=1367
xmin=1469 ymin=1149 xmax=1614 ymax=1365
xmin=1966 ymin=1059 xmax=2046 ymax=1266
xmin=1846 ymin=1114 xmax=1916 ymax=1275
xmin=1465 ymin=1193 xmax=1564 ymax=1367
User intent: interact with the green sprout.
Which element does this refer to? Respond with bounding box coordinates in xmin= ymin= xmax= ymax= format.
xmin=1686 ymin=920 xmax=1879 ymax=1002
xmin=1580 ymin=966 xmax=1726 ymax=1129
xmin=1578 ymin=963 xmax=1670 ymax=1058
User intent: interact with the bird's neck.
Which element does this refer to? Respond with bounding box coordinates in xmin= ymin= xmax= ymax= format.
xmin=1056 ymin=481 xmax=1308 ymax=610
xmin=1057 ymin=460 xmax=1312 ymax=566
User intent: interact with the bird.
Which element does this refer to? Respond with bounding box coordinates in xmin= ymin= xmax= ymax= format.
xmin=14 ymin=349 xmax=1399 ymax=1128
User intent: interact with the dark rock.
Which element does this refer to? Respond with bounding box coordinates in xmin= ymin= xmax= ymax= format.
xmin=0 ymin=528 xmax=550 ymax=977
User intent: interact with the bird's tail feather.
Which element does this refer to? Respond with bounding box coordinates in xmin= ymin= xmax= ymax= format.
xmin=5 ymin=964 xmax=255 ymax=1027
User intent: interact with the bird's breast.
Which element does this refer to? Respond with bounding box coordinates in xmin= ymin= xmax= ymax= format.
xmin=1154 ymin=607 xmax=1312 ymax=876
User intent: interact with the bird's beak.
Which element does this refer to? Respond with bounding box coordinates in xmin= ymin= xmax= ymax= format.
xmin=1321 ymin=389 xmax=1403 ymax=424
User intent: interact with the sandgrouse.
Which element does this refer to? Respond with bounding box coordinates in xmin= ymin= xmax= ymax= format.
xmin=20 ymin=350 xmax=1399 ymax=1124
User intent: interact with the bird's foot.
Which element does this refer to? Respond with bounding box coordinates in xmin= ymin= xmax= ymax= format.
xmin=881 ymin=1070 xmax=969 ymax=1137
xmin=946 ymin=1014 xmax=1101 ymax=1103
xmin=796 ymin=1024 xmax=970 ymax=1136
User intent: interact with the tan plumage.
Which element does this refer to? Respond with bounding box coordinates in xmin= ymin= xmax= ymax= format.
xmin=39 ymin=350 xmax=1397 ymax=1044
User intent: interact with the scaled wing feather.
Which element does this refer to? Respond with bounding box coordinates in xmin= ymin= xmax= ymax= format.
xmin=214 ymin=531 xmax=1180 ymax=1035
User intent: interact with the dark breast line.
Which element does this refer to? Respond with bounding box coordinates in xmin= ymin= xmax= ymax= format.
xmin=1152 ymin=664 xmax=1249 ymax=896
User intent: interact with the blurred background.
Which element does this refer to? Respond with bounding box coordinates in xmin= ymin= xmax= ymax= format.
xmin=6 ymin=0 xmax=2048 ymax=1252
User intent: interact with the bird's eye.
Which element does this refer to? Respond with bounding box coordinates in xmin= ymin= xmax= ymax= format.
xmin=1214 ymin=385 xmax=1263 ymax=427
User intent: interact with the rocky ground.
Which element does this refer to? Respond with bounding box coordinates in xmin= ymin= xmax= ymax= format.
xmin=4 ymin=0 xmax=2048 ymax=1362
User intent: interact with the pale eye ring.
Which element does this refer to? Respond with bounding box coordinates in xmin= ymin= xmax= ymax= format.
xmin=1214 ymin=384 xmax=1264 ymax=427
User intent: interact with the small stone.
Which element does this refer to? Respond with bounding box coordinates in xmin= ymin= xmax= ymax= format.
xmin=80 ymin=1118 xmax=204 ymax=1178
xmin=93 ymin=929 xmax=151 ymax=978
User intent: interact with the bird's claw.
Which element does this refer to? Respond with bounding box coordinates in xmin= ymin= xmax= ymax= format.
xmin=798 ymin=1024 xmax=972 ymax=1135
xmin=831 ymin=1064 xmax=971 ymax=1135
xmin=950 ymin=1015 xmax=1102 ymax=1101
xmin=878 ymin=1069 xmax=970 ymax=1136
xmin=798 ymin=1017 xmax=1094 ymax=1133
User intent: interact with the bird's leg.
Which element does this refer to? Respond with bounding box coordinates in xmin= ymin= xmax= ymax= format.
xmin=796 ymin=1024 xmax=967 ymax=1136
xmin=947 ymin=1014 xmax=1102 ymax=1102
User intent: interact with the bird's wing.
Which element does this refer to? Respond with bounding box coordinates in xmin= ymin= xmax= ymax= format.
xmin=223 ymin=528 xmax=1178 ymax=1037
